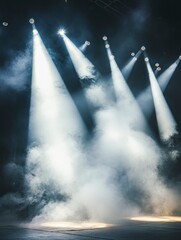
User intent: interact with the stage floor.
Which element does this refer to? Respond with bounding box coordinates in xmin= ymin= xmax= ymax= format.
xmin=1 ymin=220 xmax=181 ymax=240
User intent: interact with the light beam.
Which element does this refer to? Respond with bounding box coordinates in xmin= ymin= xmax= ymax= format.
xmin=122 ymin=49 xmax=142 ymax=79
xmin=26 ymin=27 xmax=86 ymax=200
xmin=79 ymin=41 xmax=91 ymax=52
xmin=144 ymin=58 xmax=177 ymax=141
xmin=104 ymin=39 xmax=149 ymax=132
xmin=60 ymin=33 xmax=98 ymax=84
xmin=137 ymin=56 xmax=180 ymax=116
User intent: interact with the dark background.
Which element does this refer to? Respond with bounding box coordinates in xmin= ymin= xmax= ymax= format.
xmin=0 ymin=0 xmax=181 ymax=219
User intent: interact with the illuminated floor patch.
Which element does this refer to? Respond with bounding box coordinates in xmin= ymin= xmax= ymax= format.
xmin=130 ymin=216 xmax=181 ymax=222
xmin=39 ymin=221 xmax=113 ymax=229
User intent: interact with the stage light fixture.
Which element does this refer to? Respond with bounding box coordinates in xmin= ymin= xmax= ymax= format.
xmin=33 ymin=29 xmax=38 ymax=35
xmin=141 ymin=46 xmax=146 ymax=51
xmin=131 ymin=52 xmax=135 ymax=57
xmin=2 ymin=22 xmax=8 ymax=26
xmin=144 ymin=57 xmax=149 ymax=62
xmin=85 ymin=41 xmax=90 ymax=46
xmin=29 ymin=18 xmax=35 ymax=24
xmin=58 ymin=29 xmax=65 ymax=36
xmin=103 ymin=36 xmax=107 ymax=41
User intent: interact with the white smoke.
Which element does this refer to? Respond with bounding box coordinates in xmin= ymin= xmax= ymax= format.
xmin=25 ymin=30 xmax=180 ymax=225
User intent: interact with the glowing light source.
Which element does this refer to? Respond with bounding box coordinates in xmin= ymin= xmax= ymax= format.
xmin=105 ymin=44 xmax=110 ymax=48
xmin=33 ymin=29 xmax=38 ymax=35
xmin=141 ymin=46 xmax=146 ymax=51
xmin=131 ymin=52 xmax=135 ymax=57
xmin=2 ymin=22 xmax=8 ymax=26
xmin=157 ymin=67 xmax=161 ymax=71
xmin=29 ymin=18 xmax=35 ymax=24
xmin=155 ymin=63 xmax=159 ymax=67
xmin=85 ymin=40 xmax=90 ymax=46
xmin=103 ymin=36 xmax=107 ymax=41
xmin=58 ymin=29 xmax=65 ymax=36
xmin=179 ymin=55 xmax=181 ymax=60
xmin=144 ymin=57 xmax=149 ymax=62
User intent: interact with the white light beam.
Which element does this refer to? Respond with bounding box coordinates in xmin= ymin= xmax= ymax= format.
xmin=145 ymin=59 xmax=177 ymax=141
xmin=137 ymin=57 xmax=180 ymax=116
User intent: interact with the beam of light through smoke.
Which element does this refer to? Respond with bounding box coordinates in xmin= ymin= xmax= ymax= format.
xmin=137 ymin=57 xmax=180 ymax=116
xmin=61 ymin=33 xmax=98 ymax=83
xmin=158 ymin=57 xmax=180 ymax=90
xmin=79 ymin=41 xmax=90 ymax=52
xmin=104 ymin=40 xmax=149 ymax=132
xmin=145 ymin=58 xmax=177 ymax=141
xmin=60 ymin=33 xmax=111 ymax=109
xmin=23 ymin=29 xmax=180 ymax=225
xmin=122 ymin=50 xmax=142 ymax=79
xmin=26 ymin=27 xmax=87 ymax=210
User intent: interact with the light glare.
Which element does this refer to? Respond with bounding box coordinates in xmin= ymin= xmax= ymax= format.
xmin=58 ymin=29 xmax=65 ymax=36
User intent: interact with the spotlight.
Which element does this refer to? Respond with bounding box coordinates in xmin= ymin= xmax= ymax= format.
xmin=155 ymin=63 xmax=159 ymax=67
xmin=85 ymin=41 xmax=90 ymax=46
xmin=103 ymin=36 xmax=107 ymax=41
xmin=105 ymin=44 xmax=110 ymax=49
xmin=141 ymin=46 xmax=146 ymax=51
xmin=157 ymin=67 xmax=161 ymax=71
xmin=33 ymin=29 xmax=38 ymax=35
xmin=179 ymin=55 xmax=181 ymax=60
xmin=29 ymin=18 xmax=35 ymax=24
xmin=58 ymin=29 xmax=65 ymax=36
xmin=2 ymin=22 xmax=8 ymax=27
xmin=144 ymin=57 xmax=149 ymax=62
xmin=131 ymin=52 xmax=135 ymax=57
